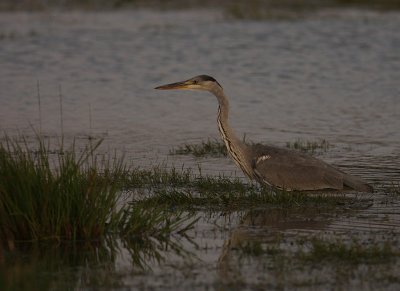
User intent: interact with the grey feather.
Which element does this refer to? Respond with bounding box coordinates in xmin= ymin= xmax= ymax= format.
xmin=250 ymin=144 xmax=373 ymax=192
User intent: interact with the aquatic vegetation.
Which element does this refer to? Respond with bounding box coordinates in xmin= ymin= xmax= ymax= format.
xmin=122 ymin=165 xmax=193 ymax=188
xmin=1 ymin=133 xmax=389 ymax=290
xmin=286 ymin=138 xmax=331 ymax=154
xmin=0 ymin=135 xmax=194 ymax=245
xmin=298 ymin=237 xmax=397 ymax=264
xmin=123 ymin=166 xmax=250 ymax=193
xmin=388 ymin=182 xmax=400 ymax=195
xmin=0 ymin=133 xmax=344 ymax=245
xmin=225 ymin=0 xmax=400 ymax=20
xmin=135 ymin=186 xmax=348 ymax=211
xmin=170 ymin=138 xmax=228 ymax=157
xmin=238 ymin=240 xmax=282 ymax=257
xmin=0 ymin=135 xmax=395 ymax=291
xmin=121 ymin=162 xmax=351 ymax=210
xmin=234 ymin=236 xmax=399 ymax=264
xmin=169 ymin=137 xmax=264 ymax=158
xmin=223 ymin=234 xmax=400 ymax=290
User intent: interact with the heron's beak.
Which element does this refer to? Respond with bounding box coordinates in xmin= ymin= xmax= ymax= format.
xmin=155 ymin=80 xmax=195 ymax=90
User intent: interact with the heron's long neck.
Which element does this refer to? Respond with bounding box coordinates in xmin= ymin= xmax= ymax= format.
xmin=214 ymin=89 xmax=253 ymax=178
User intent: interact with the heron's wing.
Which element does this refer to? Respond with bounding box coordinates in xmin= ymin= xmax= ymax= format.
xmin=250 ymin=145 xmax=346 ymax=191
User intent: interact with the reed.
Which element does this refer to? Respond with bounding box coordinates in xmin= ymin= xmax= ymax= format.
xmin=0 ymin=136 xmax=120 ymax=243
xmin=0 ymin=135 xmax=192 ymax=245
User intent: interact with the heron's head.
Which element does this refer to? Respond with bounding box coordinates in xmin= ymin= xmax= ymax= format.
xmin=155 ymin=75 xmax=222 ymax=92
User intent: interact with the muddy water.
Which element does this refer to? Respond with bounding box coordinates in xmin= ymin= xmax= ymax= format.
xmin=0 ymin=8 xmax=400 ymax=290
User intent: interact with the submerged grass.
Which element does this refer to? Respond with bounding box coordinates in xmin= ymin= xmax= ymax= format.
xmin=0 ymin=133 xmax=354 ymax=245
xmin=286 ymin=138 xmax=331 ymax=154
xmin=170 ymin=137 xmax=331 ymax=158
xmin=298 ymin=237 xmax=398 ymax=264
xmin=388 ymin=182 xmax=400 ymax=196
xmin=134 ymin=186 xmax=348 ymax=211
xmin=235 ymin=236 xmax=398 ymax=265
xmin=0 ymin=135 xmax=193 ymax=245
xmin=121 ymin=165 xmax=193 ymax=188
xmin=169 ymin=138 xmax=227 ymax=157
xmin=238 ymin=240 xmax=283 ymax=257
xmin=122 ymin=166 xmax=250 ymax=193
xmin=120 ymin=160 xmax=351 ymax=210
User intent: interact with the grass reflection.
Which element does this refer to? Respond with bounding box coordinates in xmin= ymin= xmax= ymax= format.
xmin=0 ymin=231 xmax=195 ymax=291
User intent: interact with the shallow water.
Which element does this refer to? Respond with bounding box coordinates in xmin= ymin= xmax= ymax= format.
xmin=0 ymin=8 xmax=400 ymax=290
xmin=1 ymin=9 xmax=399 ymax=177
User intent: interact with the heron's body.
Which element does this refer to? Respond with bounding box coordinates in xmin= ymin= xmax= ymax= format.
xmin=156 ymin=75 xmax=373 ymax=192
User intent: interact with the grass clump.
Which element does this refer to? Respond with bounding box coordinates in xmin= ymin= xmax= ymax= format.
xmin=299 ymin=238 xmax=397 ymax=264
xmin=238 ymin=240 xmax=282 ymax=257
xmin=0 ymin=136 xmax=117 ymax=242
xmin=286 ymin=138 xmax=331 ymax=154
xmin=233 ymin=236 xmax=398 ymax=266
xmin=388 ymin=182 xmax=400 ymax=195
xmin=170 ymin=138 xmax=228 ymax=157
xmin=0 ymin=135 xmax=193 ymax=245
xmin=122 ymin=165 xmax=193 ymax=188
xmin=170 ymin=138 xmax=331 ymax=158
xmin=121 ymin=165 xmax=253 ymax=194
xmin=169 ymin=136 xmax=264 ymax=158
xmin=135 ymin=186 xmax=347 ymax=211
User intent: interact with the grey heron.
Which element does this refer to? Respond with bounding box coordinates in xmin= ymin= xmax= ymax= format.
xmin=155 ymin=75 xmax=373 ymax=192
